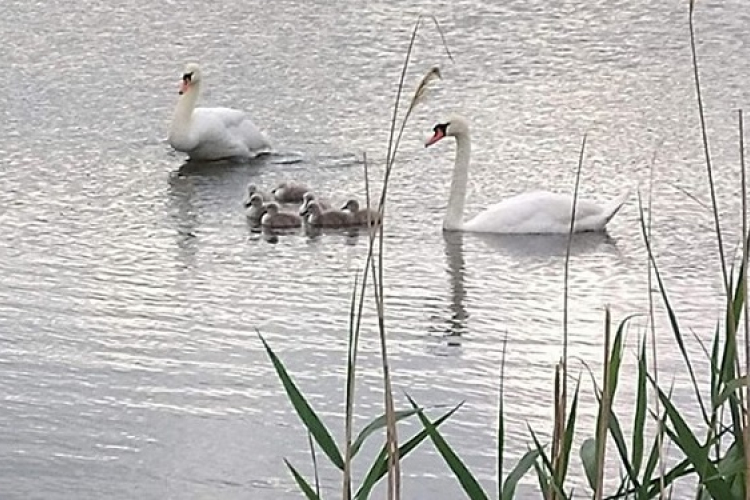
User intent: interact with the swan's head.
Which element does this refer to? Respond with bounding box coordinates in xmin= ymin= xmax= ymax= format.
xmin=265 ymin=202 xmax=280 ymax=215
xmin=425 ymin=115 xmax=470 ymax=147
xmin=341 ymin=199 xmax=359 ymax=212
xmin=179 ymin=63 xmax=202 ymax=95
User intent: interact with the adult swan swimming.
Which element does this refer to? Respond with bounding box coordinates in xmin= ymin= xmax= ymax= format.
xmin=425 ymin=115 xmax=629 ymax=234
xmin=168 ymin=63 xmax=271 ymax=161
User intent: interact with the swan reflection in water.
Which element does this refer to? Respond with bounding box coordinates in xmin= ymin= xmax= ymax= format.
xmin=436 ymin=230 xmax=620 ymax=345
xmin=471 ymin=231 xmax=619 ymax=262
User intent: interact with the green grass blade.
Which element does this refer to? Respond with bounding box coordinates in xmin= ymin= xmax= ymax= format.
xmin=714 ymin=376 xmax=748 ymax=409
xmin=406 ymin=394 xmax=489 ymax=500
xmin=355 ymin=402 xmax=463 ymax=500
xmin=528 ymin=427 xmax=569 ymax=500
xmin=557 ymin=377 xmax=581 ymax=486
xmin=648 ymin=374 xmax=735 ymax=499
xmin=258 ymin=332 xmax=344 ymax=470
xmin=501 ymin=448 xmax=540 ymax=500
xmin=533 ymin=460 xmax=550 ymax=499
xmin=632 ymin=336 xmax=648 ymax=476
xmin=580 ymin=438 xmax=597 ymax=491
xmin=606 ymin=409 xmax=640 ymax=489
xmin=284 ymin=459 xmax=323 ymax=500
xmin=351 ymin=409 xmax=421 ymax=458
xmin=638 ymin=196 xmax=710 ymax=423
xmin=642 ymin=459 xmax=694 ymax=499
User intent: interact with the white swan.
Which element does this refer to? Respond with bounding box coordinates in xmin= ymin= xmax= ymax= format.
xmin=168 ymin=63 xmax=271 ymax=161
xmin=425 ymin=115 xmax=629 ymax=234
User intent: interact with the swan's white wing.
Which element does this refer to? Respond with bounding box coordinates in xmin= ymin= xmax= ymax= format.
xmin=190 ymin=107 xmax=270 ymax=159
xmin=463 ymin=191 xmax=609 ymax=234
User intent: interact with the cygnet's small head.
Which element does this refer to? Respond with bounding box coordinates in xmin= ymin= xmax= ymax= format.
xmin=302 ymin=191 xmax=316 ymax=203
xmin=179 ymin=63 xmax=202 ymax=95
xmin=341 ymin=199 xmax=359 ymax=212
xmin=265 ymin=202 xmax=280 ymax=215
xmin=303 ymin=201 xmax=323 ymax=217
xmin=247 ymin=183 xmax=259 ymax=195
xmin=248 ymin=194 xmax=264 ymax=208
xmin=425 ymin=115 xmax=470 ymax=147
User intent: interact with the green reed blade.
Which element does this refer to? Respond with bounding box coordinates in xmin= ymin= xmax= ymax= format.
xmin=632 ymin=336 xmax=648 ymax=477
xmin=638 ymin=195 xmax=710 ymax=423
xmin=258 ymin=333 xmax=344 ymax=470
xmin=350 ymin=409 xmax=422 ymax=458
xmin=284 ymin=459 xmax=323 ymax=500
xmin=648 ymin=374 xmax=735 ymax=499
xmin=501 ymin=448 xmax=540 ymax=500
xmin=354 ymin=402 xmax=463 ymax=500
xmin=406 ymin=394 xmax=489 ymax=500
xmin=528 ymin=427 xmax=569 ymax=500
xmin=580 ymin=438 xmax=597 ymax=491
xmin=557 ymin=377 xmax=581 ymax=487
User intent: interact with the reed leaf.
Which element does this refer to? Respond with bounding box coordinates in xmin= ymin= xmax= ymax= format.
xmin=354 ymin=402 xmax=463 ymax=500
xmin=406 ymin=394 xmax=489 ymax=500
xmin=258 ymin=332 xmax=345 ymax=470
xmin=638 ymin=194 xmax=710 ymax=423
xmin=350 ymin=409 xmax=422 ymax=458
xmin=529 ymin=427 xmax=569 ymax=500
xmin=501 ymin=449 xmax=540 ymax=500
xmin=648 ymin=374 xmax=736 ymax=499
xmin=580 ymin=438 xmax=597 ymax=490
xmin=632 ymin=336 xmax=648 ymax=477
xmin=285 ymin=459 xmax=324 ymax=500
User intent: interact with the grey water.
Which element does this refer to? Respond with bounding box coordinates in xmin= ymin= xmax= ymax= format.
xmin=1 ymin=0 xmax=749 ymax=498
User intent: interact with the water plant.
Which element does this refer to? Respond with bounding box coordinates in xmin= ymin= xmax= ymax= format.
xmin=257 ymin=15 xmax=453 ymax=500
xmin=260 ymin=1 xmax=750 ymax=498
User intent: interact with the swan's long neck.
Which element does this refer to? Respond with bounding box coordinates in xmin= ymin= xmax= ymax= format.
xmin=169 ymin=83 xmax=200 ymax=141
xmin=444 ymin=131 xmax=471 ymax=231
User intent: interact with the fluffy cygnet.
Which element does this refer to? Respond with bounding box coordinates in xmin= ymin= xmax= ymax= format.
xmin=245 ymin=194 xmax=268 ymax=223
xmin=341 ymin=199 xmax=381 ymax=226
xmin=261 ymin=202 xmax=302 ymax=228
xmin=272 ymin=181 xmax=309 ymax=203
xmin=243 ymin=183 xmax=274 ymax=206
xmin=299 ymin=191 xmax=331 ymax=217
xmin=301 ymin=201 xmax=354 ymax=228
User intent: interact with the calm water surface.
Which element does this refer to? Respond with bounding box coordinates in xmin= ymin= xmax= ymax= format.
xmin=1 ymin=0 xmax=749 ymax=498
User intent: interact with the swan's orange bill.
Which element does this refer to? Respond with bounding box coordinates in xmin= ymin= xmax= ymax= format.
xmin=425 ymin=129 xmax=445 ymax=147
xmin=178 ymin=80 xmax=190 ymax=95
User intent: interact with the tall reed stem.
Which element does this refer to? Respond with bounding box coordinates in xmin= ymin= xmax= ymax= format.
xmin=739 ymin=109 xmax=750 ymax=500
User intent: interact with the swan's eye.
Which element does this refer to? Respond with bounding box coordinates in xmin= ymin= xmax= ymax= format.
xmin=182 ymin=72 xmax=193 ymax=82
xmin=434 ymin=123 xmax=449 ymax=134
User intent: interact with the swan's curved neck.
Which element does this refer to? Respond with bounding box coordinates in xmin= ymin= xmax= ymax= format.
xmin=444 ymin=131 xmax=471 ymax=231
xmin=170 ymin=83 xmax=201 ymax=139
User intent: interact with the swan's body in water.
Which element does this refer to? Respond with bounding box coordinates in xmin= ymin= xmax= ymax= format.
xmin=341 ymin=199 xmax=380 ymax=226
xmin=425 ymin=115 xmax=629 ymax=234
xmin=302 ymin=201 xmax=353 ymax=228
xmin=261 ymin=202 xmax=302 ymax=229
xmin=168 ymin=63 xmax=271 ymax=161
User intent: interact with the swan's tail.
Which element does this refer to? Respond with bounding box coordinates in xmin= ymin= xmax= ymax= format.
xmin=602 ymin=189 xmax=631 ymax=224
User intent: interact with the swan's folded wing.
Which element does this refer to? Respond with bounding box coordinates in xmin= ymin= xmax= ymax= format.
xmin=192 ymin=107 xmax=269 ymax=157
xmin=465 ymin=191 xmax=604 ymax=233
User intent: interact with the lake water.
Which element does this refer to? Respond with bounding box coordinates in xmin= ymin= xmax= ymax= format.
xmin=1 ymin=0 xmax=749 ymax=498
